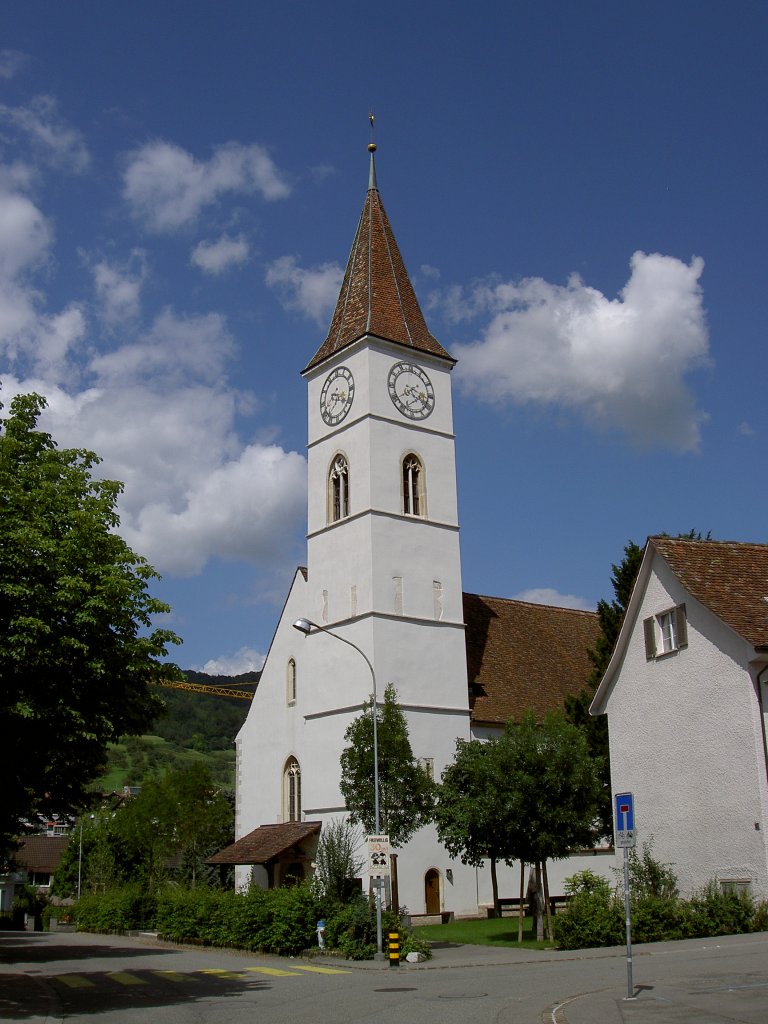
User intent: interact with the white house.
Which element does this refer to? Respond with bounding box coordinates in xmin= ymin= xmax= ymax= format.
xmin=212 ymin=146 xmax=607 ymax=917
xmin=591 ymin=536 xmax=768 ymax=898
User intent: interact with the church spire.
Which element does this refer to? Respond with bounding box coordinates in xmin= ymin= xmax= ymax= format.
xmin=305 ymin=143 xmax=453 ymax=371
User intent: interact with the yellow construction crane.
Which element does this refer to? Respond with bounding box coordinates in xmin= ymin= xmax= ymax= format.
xmin=154 ymin=679 xmax=254 ymax=701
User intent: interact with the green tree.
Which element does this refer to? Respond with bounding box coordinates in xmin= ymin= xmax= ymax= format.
xmin=0 ymin=393 xmax=180 ymax=852
xmin=564 ymin=539 xmax=643 ymax=838
xmin=434 ymin=735 xmax=514 ymax=912
xmin=436 ymin=711 xmax=602 ymax=936
xmin=55 ymin=764 xmax=233 ymax=896
xmin=314 ymin=818 xmax=364 ymax=903
xmin=339 ymin=683 xmax=434 ymax=847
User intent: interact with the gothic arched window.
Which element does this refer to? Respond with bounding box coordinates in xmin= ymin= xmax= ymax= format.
xmin=283 ymin=757 xmax=302 ymax=822
xmin=329 ymin=454 xmax=350 ymax=522
xmin=402 ymin=453 xmax=425 ymax=516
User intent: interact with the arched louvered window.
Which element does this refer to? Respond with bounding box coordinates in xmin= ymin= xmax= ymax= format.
xmin=329 ymin=454 xmax=350 ymax=522
xmin=283 ymin=757 xmax=302 ymax=822
xmin=402 ymin=453 xmax=425 ymax=516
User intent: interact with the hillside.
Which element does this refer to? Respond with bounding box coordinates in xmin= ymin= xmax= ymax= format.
xmin=94 ymin=671 xmax=259 ymax=794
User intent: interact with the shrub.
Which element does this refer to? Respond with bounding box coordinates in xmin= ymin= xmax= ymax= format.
xmin=155 ymin=881 xmax=324 ymax=956
xmin=74 ymin=883 xmax=156 ymax=932
xmin=555 ymin=869 xmax=624 ymax=950
xmin=322 ymin=895 xmax=431 ymax=960
xmin=631 ymin=894 xmax=687 ymax=943
xmin=553 ymin=889 xmax=624 ymax=949
xmin=684 ymin=881 xmax=754 ymax=938
xmin=750 ymin=899 xmax=768 ymax=932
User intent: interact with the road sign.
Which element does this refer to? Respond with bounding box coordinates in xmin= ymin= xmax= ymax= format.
xmin=367 ymin=834 xmax=390 ymax=876
xmin=614 ymin=791 xmax=636 ymax=848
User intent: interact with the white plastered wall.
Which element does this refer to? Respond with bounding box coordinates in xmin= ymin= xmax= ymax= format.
xmin=603 ymin=553 xmax=768 ymax=897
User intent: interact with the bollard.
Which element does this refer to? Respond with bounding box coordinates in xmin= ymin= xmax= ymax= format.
xmin=388 ymin=930 xmax=400 ymax=967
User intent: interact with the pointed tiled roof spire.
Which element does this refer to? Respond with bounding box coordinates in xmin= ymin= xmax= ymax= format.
xmin=305 ymin=144 xmax=453 ymax=371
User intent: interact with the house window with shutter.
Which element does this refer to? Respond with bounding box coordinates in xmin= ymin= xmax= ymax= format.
xmin=644 ymin=603 xmax=688 ymax=659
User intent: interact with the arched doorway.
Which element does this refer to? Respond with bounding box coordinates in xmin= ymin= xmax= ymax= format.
xmin=424 ymin=868 xmax=441 ymax=914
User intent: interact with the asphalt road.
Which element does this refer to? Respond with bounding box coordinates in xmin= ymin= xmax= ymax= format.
xmin=2 ymin=928 xmax=767 ymax=1023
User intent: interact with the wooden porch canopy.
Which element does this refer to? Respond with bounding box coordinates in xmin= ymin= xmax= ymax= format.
xmin=207 ymin=821 xmax=321 ymax=866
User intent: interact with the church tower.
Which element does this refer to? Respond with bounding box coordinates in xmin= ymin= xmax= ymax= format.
xmin=232 ymin=143 xmax=473 ymax=908
xmin=301 ymin=145 xmax=470 ymax=736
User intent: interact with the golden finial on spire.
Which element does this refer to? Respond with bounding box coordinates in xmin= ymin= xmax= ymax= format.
xmin=368 ymin=111 xmax=376 ymax=153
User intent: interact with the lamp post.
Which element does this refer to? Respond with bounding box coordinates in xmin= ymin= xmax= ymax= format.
xmin=292 ymin=617 xmax=384 ymax=960
xmin=77 ymin=819 xmax=84 ymax=900
xmin=77 ymin=813 xmax=95 ymax=900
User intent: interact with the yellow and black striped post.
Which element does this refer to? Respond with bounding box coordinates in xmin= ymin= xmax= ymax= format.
xmin=388 ymin=930 xmax=400 ymax=967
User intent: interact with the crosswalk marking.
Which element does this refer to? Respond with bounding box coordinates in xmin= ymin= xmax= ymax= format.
xmin=152 ymin=970 xmax=198 ymax=983
xmin=243 ymin=966 xmax=302 ymax=977
xmin=289 ymin=964 xmax=352 ymax=975
xmin=55 ymin=975 xmax=95 ymax=989
xmin=106 ymin=971 xmax=145 ymax=986
xmin=53 ymin=963 xmax=350 ymax=990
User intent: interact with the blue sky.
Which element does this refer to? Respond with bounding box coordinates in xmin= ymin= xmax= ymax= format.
xmin=2 ymin=1 xmax=766 ymax=673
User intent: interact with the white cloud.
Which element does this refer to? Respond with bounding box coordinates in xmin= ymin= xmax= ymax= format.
xmin=0 ymin=177 xmax=87 ymax=381
xmin=0 ymin=161 xmax=306 ymax=582
xmin=452 ymin=252 xmax=710 ymax=452
xmin=2 ymin=295 xmax=307 ymax=577
xmin=0 ymin=50 xmax=27 ymax=80
xmin=197 ymin=647 xmax=265 ymax=675
xmin=738 ymin=421 xmax=756 ymax=437
xmin=0 ymin=95 xmax=90 ymax=173
xmin=123 ymin=140 xmax=290 ymax=232
xmin=0 ymin=184 xmax=51 ymax=278
xmin=121 ymin=442 xmax=307 ymax=574
xmin=89 ymin=308 xmax=235 ymax=386
xmin=512 ymin=587 xmax=595 ymax=611
xmin=91 ymin=252 xmax=147 ymax=325
xmin=191 ymin=234 xmax=249 ymax=275
xmin=266 ymin=255 xmax=342 ymax=325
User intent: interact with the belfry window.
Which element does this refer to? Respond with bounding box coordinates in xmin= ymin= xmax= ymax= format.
xmin=329 ymin=454 xmax=350 ymax=522
xmin=402 ymin=454 xmax=425 ymax=516
xmin=283 ymin=757 xmax=302 ymax=822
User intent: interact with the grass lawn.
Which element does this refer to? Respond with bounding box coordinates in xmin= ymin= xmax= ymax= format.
xmin=412 ymin=915 xmax=558 ymax=950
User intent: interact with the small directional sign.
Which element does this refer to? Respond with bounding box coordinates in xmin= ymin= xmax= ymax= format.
xmin=614 ymin=791 xmax=637 ymax=848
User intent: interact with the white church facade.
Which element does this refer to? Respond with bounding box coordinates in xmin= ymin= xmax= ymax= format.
xmin=212 ymin=146 xmax=605 ymax=917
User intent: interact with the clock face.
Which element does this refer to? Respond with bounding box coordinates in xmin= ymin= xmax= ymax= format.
xmin=320 ymin=365 xmax=355 ymax=426
xmin=387 ymin=361 xmax=435 ymax=420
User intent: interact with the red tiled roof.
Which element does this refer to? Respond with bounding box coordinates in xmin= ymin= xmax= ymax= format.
xmin=651 ymin=536 xmax=768 ymax=649
xmin=207 ymin=821 xmax=321 ymax=865
xmin=464 ymin=593 xmax=599 ymax=726
xmin=305 ymin=152 xmax=452 ymax=371
xmin=15 ymin=835 xmax=69 ymax=873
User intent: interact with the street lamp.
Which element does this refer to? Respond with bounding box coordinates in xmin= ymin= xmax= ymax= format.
xmin=292 ymin=617 xmax=385 ymax=960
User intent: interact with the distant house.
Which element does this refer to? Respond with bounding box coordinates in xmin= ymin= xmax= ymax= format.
xmin=0 ymin=834 xmax=70 ymax=912
xmin=591 ymin=537 xmax=768 ymax=897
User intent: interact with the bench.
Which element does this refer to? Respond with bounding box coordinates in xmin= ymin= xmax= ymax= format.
xmin=407 ymin=911 xmax=454 ymax=926
xmin=487 ymin=895 xmax=571 ymax=917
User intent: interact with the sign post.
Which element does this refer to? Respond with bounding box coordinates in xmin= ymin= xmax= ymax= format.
xmin=367 ymin=835 xmax=390 ymax=961
xmin=614 ymin=792 xmax=637 ymax=1001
